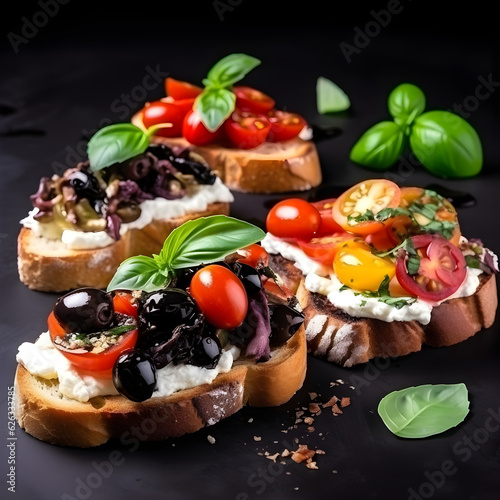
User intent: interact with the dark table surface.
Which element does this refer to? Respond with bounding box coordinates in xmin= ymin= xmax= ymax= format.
xmin=0 ymin=2 xmax=498 ymax=499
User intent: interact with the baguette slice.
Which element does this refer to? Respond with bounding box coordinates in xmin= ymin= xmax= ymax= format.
xmin=15 ymin=324 xmax=306 ymax=448
xmin=17 ymin=201 xmax=229 ymax=293
xmin=131 ymin=112 xmax=322 ymax=194
xmin=269 ymin=254 xmax=498 ymax=367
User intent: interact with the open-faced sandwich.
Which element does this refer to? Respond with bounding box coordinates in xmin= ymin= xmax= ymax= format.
xmin=18 ymin=124 xmax=233 ymax=292
xmin=15 ymin=216 xmax=306 ymax=447
xmin=131 ymin=53 xmax=322 ymax=194
xmin=261 ymin=179 xmax=498 ymax=367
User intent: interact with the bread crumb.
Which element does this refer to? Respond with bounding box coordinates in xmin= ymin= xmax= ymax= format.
xmin=248 ymin=418 xmax=254 ymax=423
xmin=282 ymin=449 xmax=290 ymax=457
xmin=308 ymin=403 xmax=321 ymax=414
xmin=307 ymin=426 xmax=315 ymax=433
xmin=331 ymin=403 xmax=343 ymax=415
xmin=306 ymin=461 xmax=318 ymax=470
xmin=254 ymin=436 xmax=262 ymax=442
xmin=291 ymin=444 xmax=315 ymax=463
xmin=323 ymin=396 xmax=339 ymax=407
xmin=207 ymin=435 xmax=216 ymax=444
xmin=340 ymin=397 xmax=351 ymax=408
xmin=296 ymin=410 xmax=304 ymax=418
xmin=266 ymin=453 xmax=280 ymax=462
xmin=304 ymin=416 xmax=314 ymax=425
xmin=308 ymin=392 xmax=318 ymax=400
xmin=332 ymin=469 xmax=338 ymax=474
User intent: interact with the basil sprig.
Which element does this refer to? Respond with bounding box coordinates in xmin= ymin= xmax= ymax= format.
xmin=350 ymin=83 xmax=483 ymax=178
xmin=107 ymin=215 xmax=265 ymax=293
xmin=194 ymin=53 xmax=261 ymax=132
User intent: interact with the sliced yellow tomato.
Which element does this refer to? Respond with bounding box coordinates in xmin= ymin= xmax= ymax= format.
xmin=333 ymin=241 xmax=396 ymax=292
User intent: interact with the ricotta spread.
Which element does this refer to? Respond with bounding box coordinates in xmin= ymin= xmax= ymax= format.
xmin=16 ymin=331 xmax=240 ymax=403
xmin=261 ymin=233 xmax=483 ymax=325
xmin=20 ymin=178 xmax=234 ymax=250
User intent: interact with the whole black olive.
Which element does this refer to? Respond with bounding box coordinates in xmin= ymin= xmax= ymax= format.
xmin=54 ymin=288 xmax=114 ymax=333
xmin=230 ymin=261 xmax=262 ymax=296
xmin=113 ymin=349 xmax=157 ymax=402
xmin=174 ymin=265 xmax=203 ymax=290
xmin=268 ymin=304 xmax=304 ymax=347
xmin=190 ymin=334 xmax=222 ymax=369
xmin=138 ymin=289 xmax=197 ymax=348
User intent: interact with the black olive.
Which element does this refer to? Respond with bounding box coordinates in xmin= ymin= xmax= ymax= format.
xmin=268 ymin=304 xmax=304 ymax=347
xmin=67 ymin=168 xmax=105 ymax=202
xmin=113 ymin=349 xmax=157 ymax=402
xmin=53 ymin=288 xmax=114 ymax=333
xmin=230 ymin=261 xmax=262 ymax=296
xmin=190 ymin=334 xmax=222 ymax=369
xmin=173 ymin=265 xmax=203 ymax=290
xmin=138 ymin=289 xmax=197 ymax=349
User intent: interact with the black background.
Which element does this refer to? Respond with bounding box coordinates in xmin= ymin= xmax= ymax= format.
xmin=0 ymin=1 xmax=499 ymax=499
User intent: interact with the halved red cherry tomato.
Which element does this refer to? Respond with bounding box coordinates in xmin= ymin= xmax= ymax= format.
xmin=298 ymin=233 xmax=356 ymax=267
xmin=160 ymin=96 xmax=195 ymax=115
xmin=113 ymin=292 xmax=139 ymax=319
xmin=48 ymin=311 xmax=138 ymax=372
xmin=189 ymin=264 xmax=248 ymax=329
xmin=395 ymin=234 xmax=466 ymax=302
xmin=263 ymin=277 xmax=295 ymax=301
xmin=332 ymin=179 xmax=401 ymax=235
xmin=266 ymin=198 xmax=322 ymax=242
xmin=311 ymin=198 xmax=344 ymax=236
xmin=236 ymin=244 xmax=269 ymax=268
xmin=267 ymin=110 xmax=306 ymax=142
xmin=233 ymin=86 xmax=276 ymax=114
xmin=141 ymin=100 xmax=187 ymax=137
xmin=182 ymin=109 xmax=220 ymax=146
xmin=165 ymin=78 xmax=203 ymax=100
xmin=224 ymin=110 xmax=271 ymax=149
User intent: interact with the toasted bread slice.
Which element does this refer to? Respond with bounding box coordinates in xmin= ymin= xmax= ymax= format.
xmin=15 ymin=324 xmax=306 ymax=447
xmin=17 ymin=201 xmax=230 ymax=293
xmin=131 ymin=112 xmax=322 ymax=194
xmin=269 ymin=254 xmax=498 ymax=367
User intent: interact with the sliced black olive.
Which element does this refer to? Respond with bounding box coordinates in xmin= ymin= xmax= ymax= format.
xmin=268 ymin=304 xmax=304 ymax=347
xmin=230 ymin=261 xmax=262 ymax=296
xmin=66 ymin=167 xmax=105 ymax=203
xmin=113 ymin=348 xmax=157 ymax=402
xmin=54 ymin=288 xmax=114 ymax=333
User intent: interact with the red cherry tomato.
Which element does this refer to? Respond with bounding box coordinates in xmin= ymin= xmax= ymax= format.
xmin=189 ymin=265 xmax=248 ymax=329
xmin=161 ymin=96 xmax=195 ymax=115
xmin=165 ymin=78 xmax=203 ymax=100
xmin=224 ymin=110 xmax=271 ymax=149
xmin=298 ymin=233 xmax=357 ymax=267
xmin=395 ymin=234 xmax=466 ymax=302
xmin=263 ymin=278 xmax=295 ymax=301
xmin=182 ymin=109 xmax=220 ymax=146
xmin=311 ymin=198 xmax=344 ymax=236
xmin=266 ymin=198 xmax=322 ymax=242
xmin=48 ymin=310 xmax=138 ymax=372
xmin=267 ymin=110 xmax=306 ymax=142
xmin=233 ymin=86 xmax=276 ymax=114
xmin=236 ymin=244 xmax=269 ymax=268
xmin=141 ymin=100 xmax=187 ymax=137
xmin=365 ymin=215 xmax=414 ymax=251
xmin=113 ymin=292 xmax=139 ymax=319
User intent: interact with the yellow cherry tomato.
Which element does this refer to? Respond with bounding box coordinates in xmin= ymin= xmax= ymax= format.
xmin=333 ymin=241 xmax=396 ymax=292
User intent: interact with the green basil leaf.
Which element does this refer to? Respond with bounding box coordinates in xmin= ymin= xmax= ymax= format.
xmin=409 ymin=110 xmax=483 ymax=178
xmin=388 ymin=83 xmax=426 ymax=126
xmin=316 ymin=76 xmax=351 ymax=114
xmin=350 ymin=121 xmax=406 ymax=169
xmin=378 ymin=383 xmax=470 ymax=438
xmin=158 ymin=215 xmax=265 ymax=270
xmin=87 ymin=123 xmax=150 ymax=172
xmin=107 ymin=255 xmax=170 ymax=293
xmin=193 ymin=87 xmax=236 ymax=132
xmin=204 ymin=53 xmax=261 ymax=88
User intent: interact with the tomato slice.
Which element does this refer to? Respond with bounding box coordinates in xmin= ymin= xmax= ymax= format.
xmin=165 ymin=78 xmax=203 ymax=100
xmin=266 ymin=198 xmax=322 ymax=242
xmin=365 ymin=214 xmax=414 ymax=251
xmin=311 ymin=198 xmax=344 ymax=236
xmin=267 ymin=110 xmax=306 ymax=142
xmin=263 ymin=277 xmax=295 ymax=301
xmin=224 ymin=110 xmax=271 ymax=149
xmin=332 ymin=179 xmax=401 ymax=235
xmin=182 ymin=109 xmax=220 ymax=146
xmin=141 ymin=100 xmax=188 ymax=137
xmin=233 ymin=86 xmax=276 ymax=114
xmin=236 ymin=244 xmax=269 ymax=268
xmin=395 ymin=234 xmax=466 ymax=302
xmin=298 ymin=233 xmax=356 ymax=266
xmin=48 ymin=311 xmax=138 ymax=372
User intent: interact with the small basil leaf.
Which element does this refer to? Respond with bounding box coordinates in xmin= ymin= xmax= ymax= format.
xmin=204 ymin=53 xmax=261 ymax=88
xmin=388 ymin=83 xmax=426 ymax=126
xmin=193 ymin=87 xmax=236 ymax=132
xmin=87 ymin=123 xmax=150 ymax=172
xmin=316 ymin=76 xmax=351 ymax=114
xmin=409 ymin=110 xmax=483 ymax=178
xmin=378 ymin=383 xmax=470 ymax=438
xmin=350 ymin=121 xmax=406 ymax=169
xmin=107 ymin=255 xmax=170 ymax=293
xmin=159 ymin=215 xmax=265 ymax=270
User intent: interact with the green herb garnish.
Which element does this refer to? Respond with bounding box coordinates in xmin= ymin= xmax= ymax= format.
xmin=316 ymin=76 xmax=351 ymax=114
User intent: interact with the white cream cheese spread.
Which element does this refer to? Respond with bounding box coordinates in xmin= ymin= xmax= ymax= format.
xmin=20 ymin=178 xmax=234 ymax=250
xmin=16 ymin=331 xmax=240 ymax=403
xmin=261 ymin=233 xmax=483 ymax=325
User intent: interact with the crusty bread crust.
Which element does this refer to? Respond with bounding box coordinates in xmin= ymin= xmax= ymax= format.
xmin=15 ymin=325 xmax=306 ymax=447
xmin=131 ymin=112 xmax=322 ymax=194
xmin=17 ymin=201 xmax=230 ymax=292
xmin=269 ymin=254 xmax=498 ymax=367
